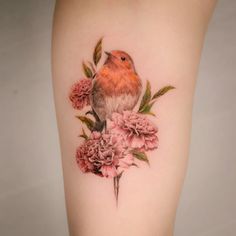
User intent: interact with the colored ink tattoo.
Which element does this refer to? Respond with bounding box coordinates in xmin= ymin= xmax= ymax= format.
xmin=69 ymin=38 xmax=175 ymax=204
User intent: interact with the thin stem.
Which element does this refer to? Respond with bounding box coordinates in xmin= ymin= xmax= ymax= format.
xmin=113 ymin=172 xmax=123 ymax=206
xmin=113 ymin=177 xmax=117 ymax=201
xmin=113 ymin=176 xmax=118 ymax=206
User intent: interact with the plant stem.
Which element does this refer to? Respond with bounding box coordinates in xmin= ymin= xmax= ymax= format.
xmin=113 ymin=172 xmax=123 ymax=206
xmin=113 ymin=176 xmax=118 ymax=206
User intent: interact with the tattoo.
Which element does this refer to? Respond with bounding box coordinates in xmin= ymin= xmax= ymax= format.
xmin=69 ymin=38 xmax=175 ymax=205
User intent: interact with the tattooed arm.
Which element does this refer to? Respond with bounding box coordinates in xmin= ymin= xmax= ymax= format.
xmin=52 ymin=1 xmax=216 ymax=236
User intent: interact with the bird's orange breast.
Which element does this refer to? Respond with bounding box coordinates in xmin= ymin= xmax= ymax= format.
xmin=96 ymin=66 xmax=142 ymax=97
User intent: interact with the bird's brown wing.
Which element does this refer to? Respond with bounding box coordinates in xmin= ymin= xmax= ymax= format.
xmin=91 ymin=78 xmax=107 ymax=121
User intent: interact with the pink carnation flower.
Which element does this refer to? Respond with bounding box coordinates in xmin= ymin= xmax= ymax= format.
xmin=108 ymin=111 xmax=158 ymax=151
xmin=76 ymin=132 xmax=134 ymax=178
xmin=69 ymin=78 xmax=92 ymax=110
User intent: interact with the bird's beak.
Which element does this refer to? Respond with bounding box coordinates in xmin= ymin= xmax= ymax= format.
xmin=105 ymin=51 xmax=111 ymax=57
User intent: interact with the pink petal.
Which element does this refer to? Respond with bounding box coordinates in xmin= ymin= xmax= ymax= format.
xmin=100 ymin=166 xmax=118 ymax=178
xmin=130 ymin=136 xmax=145 ymax=149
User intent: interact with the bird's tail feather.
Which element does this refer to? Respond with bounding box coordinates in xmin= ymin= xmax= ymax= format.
xmin=89 ymin=108 xmax=106 ymax=132
xmin=93 ymin=120 xmax=106 ymax=132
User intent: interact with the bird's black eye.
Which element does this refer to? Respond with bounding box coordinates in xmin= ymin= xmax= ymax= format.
xmin=121 ymin=56 xmax=126 ymax=61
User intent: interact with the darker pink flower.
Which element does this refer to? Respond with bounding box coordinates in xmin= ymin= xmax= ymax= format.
xmin=108 ymin=111 xmax=158 ymax=151
xmin=76 ymin=132 xmax=134 ymax=178
xmin=69 ymin=78 xmax=92 ymax=110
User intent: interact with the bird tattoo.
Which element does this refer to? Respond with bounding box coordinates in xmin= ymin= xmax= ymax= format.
xmin=69 ymin=38 xmax=176 ymax=204
xmin=91 ymin=50 xmax=142 ymax=130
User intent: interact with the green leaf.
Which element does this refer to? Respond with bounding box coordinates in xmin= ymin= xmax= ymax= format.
xmin=146 ymin=111 xmax=156 ymax=117
xmin=88 ymin=61 xmax=96 ymax=74
xmin=138 ymin=101 xmax=155 ymax=114
xmin=79 ymin=128 xmax=89 ymax=140
xmin=76 ymin=116 xmax=94 ymax=131
xmin=138 ymin=80 xmax=151 ymax=111
xmin=152 ymin=85 xmax=175 ymax=100
xmin=93 ymin=37 xmax=103 ymax=66
xmin=132 ymin=150 xmax=149 ymax=165
xmin=138 ymin=85 xmax=175 ymax=115
xmin=82 ymin=62 xmax=93 ymax=78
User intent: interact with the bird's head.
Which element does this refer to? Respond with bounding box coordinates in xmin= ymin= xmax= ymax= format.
xmin=104 ymin=50 xmax=136 ymax=72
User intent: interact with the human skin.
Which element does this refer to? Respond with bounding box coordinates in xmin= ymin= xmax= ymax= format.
xmin=52 ymin=1 xmax=217 ymax=236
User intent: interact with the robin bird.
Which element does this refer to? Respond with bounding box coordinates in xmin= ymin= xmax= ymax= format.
xmin=91 ymin=50 xmax=142 ymax=130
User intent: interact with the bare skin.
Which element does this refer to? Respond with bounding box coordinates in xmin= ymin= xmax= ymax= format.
xmin=52 ymin=1 xmax=217 ymax=236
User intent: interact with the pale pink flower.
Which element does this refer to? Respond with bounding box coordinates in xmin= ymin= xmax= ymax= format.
xmin=76 ymin=135 xmax=99 ymax=174
xmin=108 ymin=111 xmax=158 ymax=151
xmin=76 ymin=132 xmax=134 ymax=178
xmin=69 ymin=78 xmax=92 ymax=110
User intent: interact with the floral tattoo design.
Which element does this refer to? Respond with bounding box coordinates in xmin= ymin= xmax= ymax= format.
xmin=69 ymin=38 xmax=175 ymax=204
